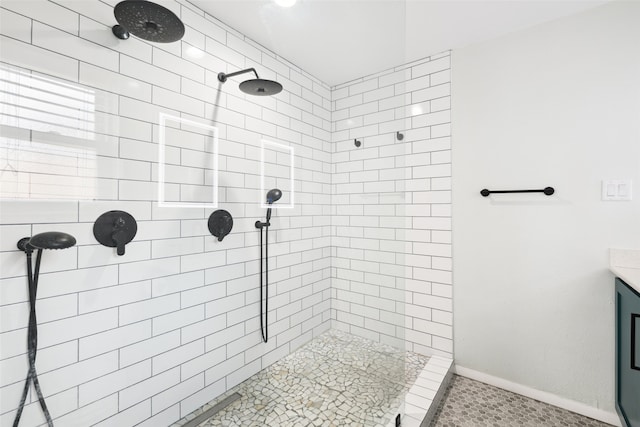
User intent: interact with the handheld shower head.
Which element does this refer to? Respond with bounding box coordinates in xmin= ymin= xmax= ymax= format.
xmin=266 ymin=188 xmax=282 ymax=205
xmin=265 ymin=189 xmax=282 ymax=223
xmin=29 ymin=232 xmax=77 ymax=250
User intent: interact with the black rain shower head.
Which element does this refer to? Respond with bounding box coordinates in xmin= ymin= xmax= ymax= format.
xmin=112 ymin=0 xmax=185 ymax=43
xmin=218 ymin=68 xmax=283 ymax=96
xmin=266 ymin=189 xmax=282 ymax=205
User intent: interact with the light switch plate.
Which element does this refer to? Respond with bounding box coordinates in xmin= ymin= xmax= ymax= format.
xmin=602 ymin=179 xmax=632 ymax=201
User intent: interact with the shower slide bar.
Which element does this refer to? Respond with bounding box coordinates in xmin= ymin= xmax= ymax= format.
xmin=480 ymin=186 xmax=555 ymax=197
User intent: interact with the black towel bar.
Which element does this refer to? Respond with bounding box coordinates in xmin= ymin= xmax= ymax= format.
xmin=480 ymin=187 xmax=554 ymax=197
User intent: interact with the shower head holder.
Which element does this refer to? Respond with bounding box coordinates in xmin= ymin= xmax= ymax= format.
xmin=17 ymin=237 xmax=34 ymax=254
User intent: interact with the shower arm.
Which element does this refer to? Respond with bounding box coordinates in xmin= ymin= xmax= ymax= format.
xmin=218 ymin=68 xmax=260 ymax=83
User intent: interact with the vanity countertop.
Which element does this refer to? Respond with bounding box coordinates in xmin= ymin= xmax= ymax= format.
xmin=610 ymin=249 xmax=640 ymax=294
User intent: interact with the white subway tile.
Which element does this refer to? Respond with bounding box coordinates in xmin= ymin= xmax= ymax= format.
xmin=119 ymin=257 xmax=181 ymax=283
xmin=119 ymin=330 xmax=181 ymax=368
xmin=79 ymin=280 xmax=151 ymax=314
xmin=2 ymin=0 xmax=78 ymax=35
xmin=204 ymin=322 xmax=244 ymax=352
xmin=80 ymin=63 xmax=151 ymax=102
xmin=153 ymin=338 xmax=204 ymax=375
xmin=179 ymin=378 xmax=225 ymax=418
xmin=204 ymin=263 xmax=245 ymax=285
xmin=152 ymin=270 xmax=204 ymax=297
xmin=181 ymin=313 xmax=227 ymax=344
xmin=79 ymin=320 xmax=151 ymax=360
xmin=153 ymin=86 xmax=205 ymax=117
xmin=38 ymin=308 xmax=118 ymax=349
xmin=120 ymin=55 xmax=180 ymax=92
xmin=204 ymin=352 xmax=243 ymax=385
xmin=153 ymin=48 xmax=205 ymax=83
xmin=39 ymin=351 xmax=118 ymax=396
xmin=152 ymin=373 xmax=203 ymax=415
xmin=411 ymin=56 xmax=450 ymax=79
xmin=0 ymin=387 xmax=77 ymax=426
xmin=94 ymin=399 xmax=151 ymax=427
xmin=78 ymin=15 xmax=152 ymax=62
xmin=0 ymin=8 xmax=31 ymax=43
xmin=153 ymin=305 xmax=204 ymax=336
xmin=32 ymin=21 xmax=118 ymax=71
xmin=135 ymin=404 xmax=179 ymax=427
xmin=1 ymin=293 xmax=76 ymax=333
xmin=120 ymin=294 xmax=181 ymax=325
xmin=412 ymin=83 xmax=450 ymax=104
xmin=79 ymin=360 xmax=151 ymax=406
xmin=181 ymin=281 xmax=225 ymax=308
xmin=54 ymin=394 xmax=117 ymax=426
xmin=152 ymin=236 xmax=204 ymax=258
xmin=0 ymin=199 xmax=78 ymax=225
xmin=182 ymin=7 xmax=226 ymax=44
xmin=119 ymin=367 xmax=180 ymax=410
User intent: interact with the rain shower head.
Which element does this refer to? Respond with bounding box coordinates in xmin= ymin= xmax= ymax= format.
xmin=218 ymin=68 xmax=283 ymax=96
xmin=266 ymin=189 xmax=282 ymax=204
xmin=112 ymin=0 xmax=185 ymax=43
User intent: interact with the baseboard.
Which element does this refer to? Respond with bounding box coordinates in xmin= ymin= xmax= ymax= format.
xmin=453 ymin=365 xmax=621 ymax=427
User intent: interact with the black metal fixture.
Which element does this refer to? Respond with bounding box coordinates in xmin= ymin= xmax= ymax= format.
xmin=255 ymin=188 xmax=282 ymax=343
xmin=208 ymin=209 xmax=233 ymax=242
xmin=217 ymin=68 xmax=283 ymax=96
xmin=354 ymin=139 xmax=361 ymax=148
xmin=93 ymin=210 xmax=137 ymax=255
xmin=480 ymin=186 xmax=555 ymax=197
xmin=396 ymin=131 xmax=404 ymax=141
xmin=112 ymin=0 xmax=185 ymax=43
xmin=14 ymin=232 xmax=77 ymax=427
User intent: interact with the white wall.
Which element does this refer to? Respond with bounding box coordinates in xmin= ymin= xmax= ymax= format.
xmin=331 ymin=54 xmax=453 ymax=357
xmin=0 ymin=1 xmax=332 ymax=425
xmin=452 ymin=0 xmax=640 ymax=416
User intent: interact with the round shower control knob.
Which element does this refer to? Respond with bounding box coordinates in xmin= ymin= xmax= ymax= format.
xmin=208 ymin=210 xmax=233 ymax=241
xmin=93 ymin=210 xmax=137 ymax=256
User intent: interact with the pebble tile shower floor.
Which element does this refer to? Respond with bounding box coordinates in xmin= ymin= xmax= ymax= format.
xmin=429 ymin=375 xmax=613 ymax=427
xmin=173 ymin=330 xmax=429 ymax=427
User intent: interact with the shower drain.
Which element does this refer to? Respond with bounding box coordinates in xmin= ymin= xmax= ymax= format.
xmin=181 ymin=393 xmax=242 ymax=427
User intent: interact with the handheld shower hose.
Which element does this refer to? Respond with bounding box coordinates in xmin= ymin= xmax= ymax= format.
xmin=14 ymin=232 xmax=76 ymax=427
xmin=255 ymin=189 xmax=282 ymax=343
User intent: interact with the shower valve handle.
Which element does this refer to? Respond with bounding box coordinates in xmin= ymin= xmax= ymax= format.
xmin=112 ymin=225 xmax=128 ymax=256
xmin=93 ymin=210 xmax=137 ymax=256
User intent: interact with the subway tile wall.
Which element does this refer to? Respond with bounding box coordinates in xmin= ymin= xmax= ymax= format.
xmin=330 ymin=53 xmax=453 ymax=357
xmin=0 ymin=1 xmax=452 ymax=425
xmin=0 ymin=0 xmax=332 ymax=425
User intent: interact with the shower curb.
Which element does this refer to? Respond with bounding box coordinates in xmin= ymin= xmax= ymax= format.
xmin=388 ymin=355 xmax=453 ymax=427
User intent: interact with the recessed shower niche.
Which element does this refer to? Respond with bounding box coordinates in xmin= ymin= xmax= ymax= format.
xmin=157 ymin=113 xmax=219 ymax=209
xmin=260 ymin=139 xmax=295 ymax=210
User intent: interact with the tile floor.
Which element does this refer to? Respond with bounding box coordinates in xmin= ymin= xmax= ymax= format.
xmin=173 ymin=330 xmax=430 ymax=427
xmin=429 ymin=375 xmax=613 ymax=427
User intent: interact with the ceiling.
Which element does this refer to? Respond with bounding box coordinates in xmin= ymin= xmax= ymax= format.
xmin=190 ymin=0 xmax=609 ymax=87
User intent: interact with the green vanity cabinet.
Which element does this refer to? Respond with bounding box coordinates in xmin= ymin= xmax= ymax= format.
xmin=616 ymin=278 xmax=640 ymax=427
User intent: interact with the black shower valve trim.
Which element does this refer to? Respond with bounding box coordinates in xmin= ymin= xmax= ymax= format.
xmin=93 ymin=210 xmax=137 ymax=256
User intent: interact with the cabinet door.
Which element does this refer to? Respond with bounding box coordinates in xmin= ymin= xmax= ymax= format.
xmin=616 ymin=278 xmax=640 ymax=427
